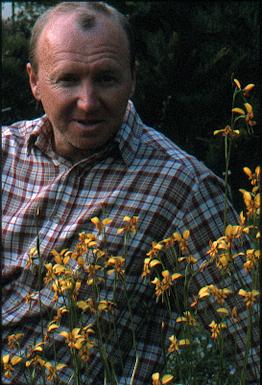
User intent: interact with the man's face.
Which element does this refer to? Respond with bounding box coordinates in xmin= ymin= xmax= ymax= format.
xmin=27 ymin=13 xmax=135 ymax=161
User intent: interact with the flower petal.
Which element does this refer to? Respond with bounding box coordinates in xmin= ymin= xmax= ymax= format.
xmin=232 ymin=107 xmax=245 ymax=115
xmin=162 ymin=374 xmax=174 ymax=384
xmin=233 ymin=78 xmax=241 ymax=89
xmin=11 ymin=356 xmax=23 ymax=365
xmin=244 ymin=103 xmax=253 ymax=113
xmin=243 ymin=83 xmax=255 ymax=92
xmin=2 ymin=355 xmax=10 ymax=364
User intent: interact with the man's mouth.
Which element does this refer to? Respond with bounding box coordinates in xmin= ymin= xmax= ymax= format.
xmin=73 ymin=119 xmax=105 ymax=131
xmin=75 ymin=119 xmax=103 ymax=125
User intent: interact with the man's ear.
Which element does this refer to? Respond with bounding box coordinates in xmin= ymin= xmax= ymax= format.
xmin=26 ymin=63 xmax=41 ymax=101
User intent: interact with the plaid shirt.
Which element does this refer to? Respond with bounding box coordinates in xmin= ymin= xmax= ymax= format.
xmin=2 ymin=101 xmax=259 ymax=384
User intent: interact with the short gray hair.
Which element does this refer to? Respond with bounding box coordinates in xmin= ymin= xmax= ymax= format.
xmin=29 ymin=2 xmax=136 ymax=75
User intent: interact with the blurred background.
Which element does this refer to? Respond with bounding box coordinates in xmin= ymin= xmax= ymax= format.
xmin=1 ymin=1 xmax=260 ymax=209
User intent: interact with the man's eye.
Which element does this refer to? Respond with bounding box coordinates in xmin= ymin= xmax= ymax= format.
xmin=58 ymin=75 xmax=79 ymax=84
xmin=97 ymin=73 xmax=116 ymax=84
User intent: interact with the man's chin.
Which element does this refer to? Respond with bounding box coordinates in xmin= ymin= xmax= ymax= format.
xmin=66 ymin=139 xmax=113 ymax=161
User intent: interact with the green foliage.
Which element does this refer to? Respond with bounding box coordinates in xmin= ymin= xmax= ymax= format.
xmin=2 ymin=1 xmax=260 ymax=208
xmin=166 ymin=330 xmax=240 ymax=385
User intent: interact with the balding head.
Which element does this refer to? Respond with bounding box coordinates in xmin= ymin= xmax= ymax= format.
xmin=29 ymin=2 xmax=136 ymax=76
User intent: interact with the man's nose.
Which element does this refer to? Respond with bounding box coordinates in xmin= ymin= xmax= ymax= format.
xmin=77 ymin=83 xmax=99 ymax=111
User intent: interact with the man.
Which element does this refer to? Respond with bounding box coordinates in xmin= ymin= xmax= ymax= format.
xmin=2 ymin=2 xmax=259 ymax=384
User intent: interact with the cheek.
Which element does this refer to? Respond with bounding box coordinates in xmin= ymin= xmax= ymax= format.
xmin=108 ymin=89 xmax=130 ymax=115
xmin=40 ymin=88 xmax=73 ymax=117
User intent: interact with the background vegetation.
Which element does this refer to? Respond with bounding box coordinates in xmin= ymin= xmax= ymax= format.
xmin=1 ymin=1 xmax=260 ymax=208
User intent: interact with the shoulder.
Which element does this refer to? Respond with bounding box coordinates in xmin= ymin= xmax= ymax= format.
xmin=2 ymin=116 xmax=45 ymax=151
xmin=139 ymin=124 xmax=218 ymax=185
xmin=2 ymin=116 xmax=44 ymax=138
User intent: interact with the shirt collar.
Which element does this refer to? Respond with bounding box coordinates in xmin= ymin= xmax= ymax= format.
xmin=114 ymin=100 xmax=143 ymax=165
xmin=27 ymin=115 xmax=53 ymax=156
xmin=27 ymin=100 xmax=143 ymax=166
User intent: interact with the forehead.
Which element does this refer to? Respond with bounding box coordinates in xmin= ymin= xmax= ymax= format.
xmin=37 ymin=12 xmax=130 ymax=64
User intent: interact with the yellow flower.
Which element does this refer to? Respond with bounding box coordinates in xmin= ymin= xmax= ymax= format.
xmin=216 ymin=236 xmax=230 ymax=250
xmin=51 ymin=248 xmax=71 ymax=265
xmin=25 ymin=355 xmax=45 ymax=368
xmin=60 ymin=328 xmax=85 ymax=350
xmin=72 ymin=232 xmax=97 ymax=261
xmin=2 ymin=354 xmax=23 ymax=378
xmin=47 ymin=321 xmax=59 ymax=333
xmin=141 ymin=258 xmax=150 ymax=278
xmin=44 ymin=362 xmax=67 ymax=382
xmin=178 ymin=339 xmax=190 ymax=347
xmin=29 ymin=341 xmax=46 ymax=354
xmin=209 ymin=320 xmax=227 ymax=340
xmin=207 ymin=228 xmax=244 ymax=270
xmin=225 ymin=224 xmax=242 ymax=239
xmin=231 ymin=306 xmax=240 ymax=323
xmin=77 ymin=298 xmax=96 ymax=313
xmin=44 ymin=263 xmax=56 ymax=284
xmin=98 ymin=300 xmax=114 ymax=312
xmin=198 ymin=284 xmax=231 ymax=304
xmin=51 ymin=276 xmax=80 ymax=300
xmin=239 ymin=189 xmax=260 ymax=217
xmin=238 ymin=289 xmax=260 ymax=308
xmin=91 ymin=217 xmax=112 ymax=234
xmin=178 ymin=255 xmax=197 ymax=264
xmin=152 ymin=372 xmax=174 ymax=385
xmin=81 ymin=324 xmax=95 ymax=338
xmin=232 ymin=107 xmax=245 ymax=115
xmin=79 ymin=344 xmax=94 ymax=362
xmin=190 ymin=295 xmax=200 ymax=308
xmin=141 ymin=258 xmax=161 ymax=279
xmin=150 ymin=259 xmax=162 ymax=268
xmin=206 ymin=240 xmax=219 ymax=259
xmin=78 ymin=325 xmax=95 ymax=361
xmin=146 ymin=242 xmax=163 ymax=258
xmin=51 ymin=281 xmax=61 ymax=302
xmin=53 ymin=306 xmax=69 ymax=322
xmin=55 ymin=277 xmax=72 ymax=293
xmin=85 ymin=263 xmax=103 ymax=285
xmin=168 ymin=335 xmax=179 ymax=353
xmin=233 ymin=78 xmax=241 ymax=89
xmin=25 ymin=246 xmax=38 ymax=269
xmin=214 ymin=125 xmax=240 ymax=137
xmin=7 ymin=333 xmax=24 ymax=350
xmin=237 ymin=211 xmax=250 ymax=235
xmin=24 ymin=292 xmax=39 ymax=306
xmin=176 ymin=311 xmax=197 ymax=326
xmin=53 ymin=263 xmax=66 ymax=275
xmin=243 ymin=249 xmax=260 ymax=272
xmin=151 ymin=270 xmax=183 ymax=301
xmin=106 ymin=256 xmax=125 ymax=276
xmin=209 ymin=285 xmax=232 ymax=305
xmin=216 ymin=307 xmax=229 ymax=317
xmin=117 ymin=215 xmax=139 ymax=234
xmin=161 ymin=235 xmax=176 ymax=248
xmin=243 ymin=260 xmax=253 ymax=273
xmin=173 ymin=230 xmax=190 ymax=254
xmin=243 ymin=166 xmax=260 ymax=186
xmin=244 ymin=103 xmax=256 ymax=126
xmin=198 ymin=285 xmax=211 ymax=299
xmin=243 ymin=83 xmax=255 ymax=93
xmin=216 ymin=253 xmax=232 ymax=270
